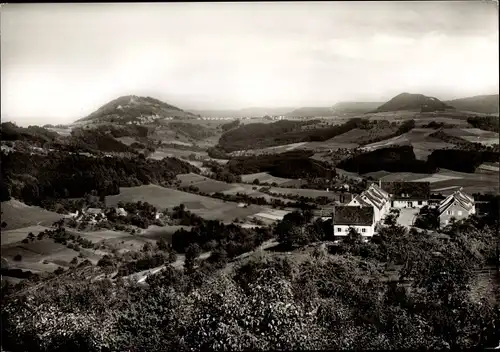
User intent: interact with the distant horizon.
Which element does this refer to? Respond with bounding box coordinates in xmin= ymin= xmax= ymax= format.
xmin=2 ymin=90 xmax=499 ymax=127
xmin=2 ymin=2 xmax=498 ymax=126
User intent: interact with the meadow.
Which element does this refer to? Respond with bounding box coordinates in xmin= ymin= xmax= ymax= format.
xmin=240 ymin=172 xmax=302 ymax=187
xmin=365 ymin=168 xmax=499 ymax=195
xmin=105 ymin=184 xmax=270 ymax=222
xmin=1 ymin=225 xmax=51 ymax=246
xmin=2 ymin=239 xmax=79 ymax=273
xmin=1 ymin=199 xmax=63 ymax=231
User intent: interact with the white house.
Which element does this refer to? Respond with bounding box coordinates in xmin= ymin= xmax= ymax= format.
xmin=116 ymin=207 xmax=127 ymax=217
xmin=438 ymin=188 xmax=475 ymax=226
xmin=381 ymin=181 xmax=430 ymax=209
xmin=348 ymin=183 xmax=391 ymax=223
xmin=333 ymin=206 xmax=375 ymax=237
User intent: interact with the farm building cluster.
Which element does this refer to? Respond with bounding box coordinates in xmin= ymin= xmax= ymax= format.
xmin=330 ymin=181 xmax=476 ymax=238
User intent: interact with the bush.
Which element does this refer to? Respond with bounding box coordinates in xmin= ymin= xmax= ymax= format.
xmin=97 ymin=255 xmax=115 ymax=267
xmin=54 ymin=267 xmax=64 ymax=275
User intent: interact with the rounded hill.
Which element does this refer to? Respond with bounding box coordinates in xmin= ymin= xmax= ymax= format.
xmin=374 ymin=93 xmax=455 ymax=113
xmin=76 ymin=95 xmax=198 ymax=125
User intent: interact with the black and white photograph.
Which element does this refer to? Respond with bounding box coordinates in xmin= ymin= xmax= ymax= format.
xmin=1 ymin=2 xmax=499 ymax=350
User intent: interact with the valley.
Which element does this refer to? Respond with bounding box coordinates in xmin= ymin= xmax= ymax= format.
xmin=1 ymin=91 xmax=499 ymax=351
xmin=2 ymin=3 xmax=499 ymax=350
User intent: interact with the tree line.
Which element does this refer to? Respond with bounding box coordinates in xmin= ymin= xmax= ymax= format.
xmin=1 ymin=150 xmax=197 ymax=205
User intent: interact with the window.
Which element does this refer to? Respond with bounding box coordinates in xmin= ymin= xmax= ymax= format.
xmin=336 ymin=227 xmax=342 ymax=232
xmin=458 ymin=210 xmax=463 ymax=216
xmin=361 ymin=228 xmax=366 ymax=233
xmin=447 ymin=210 xmax=452 ymax=215
xmin=418 ymin=201 xmax=422 ymax=205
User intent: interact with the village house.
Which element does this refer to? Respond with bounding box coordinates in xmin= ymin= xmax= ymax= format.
xmin=116 ymin=207 xmax=127 ymax=217
xmin=347 ymin=183 xmax=391 ymax=222
xmin=76 ymin=207 xmax=104 ymax=224
xmin=381 ymin=181 xmax=430 ymax=209
xmin=438 ymin=188 xmax=476 ymax=226
xmin=333 ymin=206 xmax=375 ymax=237
xmin=65 ymin=210 xmax=80 ymax=219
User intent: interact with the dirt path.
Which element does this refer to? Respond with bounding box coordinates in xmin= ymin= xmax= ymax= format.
xmin=129 ymin=239 xmax=278 ymax=284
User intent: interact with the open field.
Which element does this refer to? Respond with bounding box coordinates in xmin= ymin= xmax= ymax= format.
xmin=115 ymin=136 xmax=137 ymax=145
xmin=415 ymin=174 xmax=463 ymax=183
xmin=414 ymin=117 xmax=471 ymax=126
xmin=360 ymin=128 xmax=458 ymax=160
xmin=305 ymin=140 xmax=359 ymax=151
xmin=311 ymin=126 xmax=400 ymax=148
xmin=441 ymin=128 xmax=478 ymax=138
xmin=148 ymin=148 xmax=208 ymax=161
xmin=363 ymin=128 xmax=450 ymax=149
xmin=177 ymin=173 xmax=235 ymax=193
xmin=219 ymin=184 xmax=294 ymax=204
xmin=477 ymin=163 xmax=500 ymax=172
xmin=105 ymin=184 xmax=271 ymax=222
xmin=443 ymin=128 xmax=499 ymax=146
xmin=229 ymin=142 xmax=309 ymax=156
xmin=240 ymin=172 xmax=302 ymax=187
xmin=265 ymin=186 xmax=337 ymax=199
xmin=335 ymin=168 xmax=364 ymax=181
xmin=177 ymin=173 xmax=331 ymax=203
xmin=365 ymin=168 xmax=499 ymax=195
xmin=464 ymin=128 xmax=499 ymax=136
xmin=1 ymin=225 xmax=51 ymax=246
xmin=100 ymin=235 xmax=157 ymax=252
xmin=430 ymin=176 xmax=499 ymax=195
xmin=66 ymin=228 xmax=133 ymax=244
xmin=2 ymin=239 xmax=80 ymax=272
xmin=252 ymin=209 xmax=290 ymax=222
xmin=461 ymin=135 xmax=499 ymax=146
xmin=1 ymin=199 xmax=63 ymax=230
xmin=46 ymin=127 xmax=72 ymax=136
xmin=367 ymin=171 xmax=431 ymax=182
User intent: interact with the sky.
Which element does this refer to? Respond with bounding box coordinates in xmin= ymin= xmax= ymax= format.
xmin=1 ymin=1 xmax=498 ymax=126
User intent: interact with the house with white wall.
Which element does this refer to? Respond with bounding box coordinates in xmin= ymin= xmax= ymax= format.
xmin=333 ymin=206 xmax=375 ymax=237
xmin=348 ymin=183 xmax=391 ymax=222
xmin=381 ymin=181 xmax=430 ymax=209
xmin=438 ymin=188 xmax=475 ymax=226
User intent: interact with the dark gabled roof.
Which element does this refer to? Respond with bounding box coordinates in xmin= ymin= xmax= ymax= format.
xmin=438 ymin=188 xmax=475 ymax=215
xmin=334 ymin=206 xmax=374 ymax=226
xmin=381 ymin=181 xmax=430 ymax=200
xmin=349 ymin=183 xmax=391 ymax=210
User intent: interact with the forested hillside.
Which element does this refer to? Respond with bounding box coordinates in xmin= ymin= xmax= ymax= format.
xmin=227 ymin=150 xmax=335 ymax=179
xmin=337 ymin=144 xmax=500 ymax=174
xmin=1 ymin=151 xmax=197 ymax=205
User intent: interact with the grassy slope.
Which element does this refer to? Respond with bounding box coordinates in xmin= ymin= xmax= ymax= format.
xmin=1 ymin=199 xmax=63 ymax=231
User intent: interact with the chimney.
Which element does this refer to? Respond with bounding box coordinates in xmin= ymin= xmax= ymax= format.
xmin=379 ymin=179 xmax=381 ymax=188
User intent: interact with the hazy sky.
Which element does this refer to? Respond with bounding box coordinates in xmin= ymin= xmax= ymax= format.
xmin=1 ymin=2 xmax=498 ymax=125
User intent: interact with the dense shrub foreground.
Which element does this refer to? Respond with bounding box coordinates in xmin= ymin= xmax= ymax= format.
xmin=1 ymin=215 xmax=498 ymax=351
